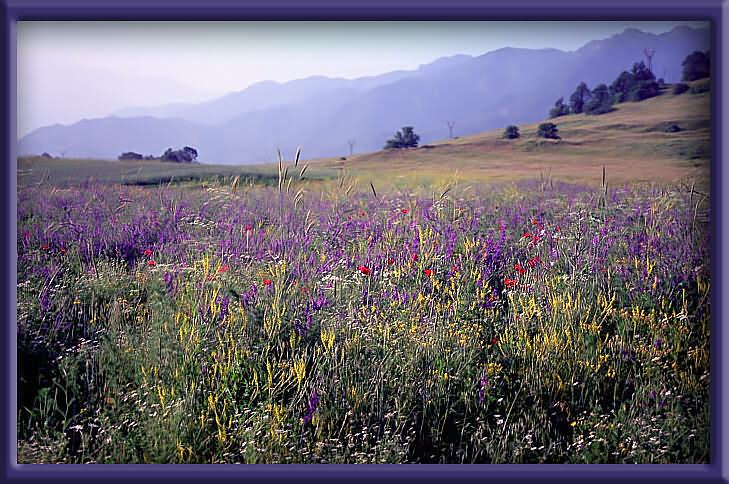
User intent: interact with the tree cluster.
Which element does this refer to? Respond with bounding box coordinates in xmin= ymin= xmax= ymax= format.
xmin=119 ymin=146 xmax=199 ymax=163
xmin=681 ymin=51 xmax=710 ymax=82
xmin=161 ymin=146 xmax=199 ymax=163
xmin=609 ymin=61 xmax=659 ymax=103
xmin=384 ymin=126 xmax=420 ymax=149
xmin=548 ymin=50 xmax=711 ymax=120
xmin=549 ymin=60 xmax=666 ymax=119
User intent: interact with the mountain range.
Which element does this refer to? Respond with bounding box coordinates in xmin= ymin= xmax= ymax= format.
xmin=18 ymin=25 xmax=710 ymax=164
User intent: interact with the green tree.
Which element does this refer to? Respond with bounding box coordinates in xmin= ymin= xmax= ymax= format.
xmin=537 ymin=122 xmax=560 ymax=139
xmin=549 ymin=97 xmax=570 ymax=118
xmin=384 ymin=126 xmax=420 ymax=149
xmin=631 ymin=61 xmax=655 ymax=82
xmin=681 ymin=51 xmax=710 ymax=82
xmin=502 ymin=125 xmax=520 ymax=139
xmin=569 ymin=82 xmax=591 ymax=114
xmin=609 ymin=71 xmax=634 ymax=103
xmin=584 ymin=84 xmax=614 ymax=115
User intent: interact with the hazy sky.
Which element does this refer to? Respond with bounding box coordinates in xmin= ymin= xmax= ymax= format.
xmin=17 ymin=20 xmax=708 ymax=137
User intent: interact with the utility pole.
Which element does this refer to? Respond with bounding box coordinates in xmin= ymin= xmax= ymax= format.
xmin=347 ymin=139 xmax=355 ymax=156
xmin=446 ymin=121 xmax=455 ymax=139
xmin=644 ymin=48 xmax=656 ymax=75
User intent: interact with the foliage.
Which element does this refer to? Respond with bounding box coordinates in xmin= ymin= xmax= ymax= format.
xmin=161 ymin=146 xmax=199 ymax=163
xmin=384 ymin=127 xmax=420 ymax=149
xmin=681 ymin=51 xmax=710 ymax=82
xmin=609 ymin=62 xmax=658 ymax=104
xmin=689 ymin=80 xmax=711 ymax=94
xmin=549 ymin=97 xmax=570 ymax=119
xmin=502 ymin=125 xmax=520 ymax=139
xmin=672 ymin=83 xmax=690 ymax=95
xmin=119 ymin=152 xmax=143 ymax=161
xmin=584 ymin=84 xmax=614 ymax=115
xmin=537 ymin=122 xmax=560 ymax=139
xmin=569 ymin=82 xmax=591 ymax=114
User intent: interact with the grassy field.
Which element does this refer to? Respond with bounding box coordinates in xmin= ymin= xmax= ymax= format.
xmin=309 ymin=82 xmax=711 ymax=192
xmin=16 ymin=84 xmax=711 ymax=464
xmin=17 ymin=156 xmax=338 ymax=188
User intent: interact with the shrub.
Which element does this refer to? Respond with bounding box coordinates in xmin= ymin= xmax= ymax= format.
xmin=503 ymin=125 xmax=520 ymax=139
xmin=537 ymin=123 xmax=560 ymax=139
xmin=663 ymin=124 xmax=682 ymax=133
xmin=118 ymin=152 xmax=143 ymax=161
xmin=673 ymin=83 xmax=690 ymax=95
xmin=627 ymin=81 xmax=660 ymax=102
xmin=690 ymin=80 xmax=711 ymax=94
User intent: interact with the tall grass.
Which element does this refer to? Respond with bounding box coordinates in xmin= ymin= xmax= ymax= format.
xmin=16 ymin=176 xmax=710 ymax=463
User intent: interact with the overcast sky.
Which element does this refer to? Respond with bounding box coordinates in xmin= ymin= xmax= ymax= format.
xmin=17 ymin=20 xmax=708 ymax=137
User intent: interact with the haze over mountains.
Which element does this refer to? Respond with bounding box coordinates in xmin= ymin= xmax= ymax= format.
xmin=19 ymin=25 xmax=709 ymax=164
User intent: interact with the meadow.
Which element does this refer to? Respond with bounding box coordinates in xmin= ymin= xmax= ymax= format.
xmin=16 ymin=166 xmax=710 ymax=463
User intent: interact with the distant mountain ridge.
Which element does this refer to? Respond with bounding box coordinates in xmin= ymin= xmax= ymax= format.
xmin=19 ymin=25 xmax=710 ymax=164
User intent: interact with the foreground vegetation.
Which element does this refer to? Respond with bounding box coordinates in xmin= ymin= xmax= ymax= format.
xmin=17 ymin=173 xmax=709 ymax=463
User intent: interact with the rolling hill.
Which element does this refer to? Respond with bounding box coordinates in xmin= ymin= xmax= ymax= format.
xmin=308 ymin=80 xmax=711 ymax=191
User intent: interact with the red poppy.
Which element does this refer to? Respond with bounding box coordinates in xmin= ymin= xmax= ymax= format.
xmin=532 ymin=220 xmax=539 ymax=225
xmin=522 ymin=233 xmax=532 ymax=238
xmin=358 ymin=265 xmax=371 ymax=275
xmin=348 ymin=215 xmax=352 ymax=220
xmin=499 ymin=226 xmax=505 ymax=231
xmin=424 ymin=269 xmax=433 ymax=277
xmin=246 ymin=224 xmax=252 ymax=231
xmin=206 ymin=275 xmax=216 ymax=281
xmin=515 ymin=264 xmax=526 ymax=274
xmin=144 ymin=249 xmax=153 ymax=256
xmin=60 ymin=248 xmax=66 ymax=253
xmin=218 ymin=266 xmax=230 ymax=273
xmin=387 ymin=258 xmax=394 ymax=264
xmin=452 ymin=266 xmax=459 ymax=272
xmin=263 ymin=279 xmax=272 ymax=285
xmin=505 ymin=278 xmax=517 ymax=289
xmin=360 ymin=211 xmax=366 ymax=216
xmin=148 ymin=260 xmax=156 ymax=267
xmin=527 ymin=257 xmax=540 ymax=268
xmin=491 ymin=337 xmax=500 ymax=343
xmin=556 ymin=225 xmax=561 ymax=231
xmin=411 ymin=254 xmax=418 ymax=262
xmin=41 ymin=244 xmax=49 ymax=250
xmin=113 ymin=218 xmax=118 ymax=223
xmin=600 ymin=268 xmax=607 ymax=273
xmin=402 ymin=209 xmax=408 ymax=214
xmin=532 ymin=235 xmax=540 ymax=243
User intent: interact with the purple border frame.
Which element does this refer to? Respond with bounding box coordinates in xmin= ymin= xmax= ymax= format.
xmin=1 ymin=0 xmax=725 ymax=482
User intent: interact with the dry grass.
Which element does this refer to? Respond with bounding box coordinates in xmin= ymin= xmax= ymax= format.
xmin=309 ymin=84 xmax=711 ymax=192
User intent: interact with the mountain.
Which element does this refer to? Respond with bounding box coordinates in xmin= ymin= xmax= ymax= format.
xmin=19 ymin=25 xmax=710 ymax=164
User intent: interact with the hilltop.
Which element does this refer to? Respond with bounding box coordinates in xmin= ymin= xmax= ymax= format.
xmin=309 ymin=80 xmax=711 ymax=191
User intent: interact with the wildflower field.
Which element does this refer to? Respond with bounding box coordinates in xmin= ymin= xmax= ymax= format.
xmin=16 ymin=173 xmax=710 ymax=463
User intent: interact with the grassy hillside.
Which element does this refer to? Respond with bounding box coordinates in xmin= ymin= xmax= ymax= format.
xmin=18 ymin=81 xmax=710 ymax=194
xmin=310 ymin=81 xmax=711 ymax=192
xmin=16 ymin=156 xmax=338 ymax=188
